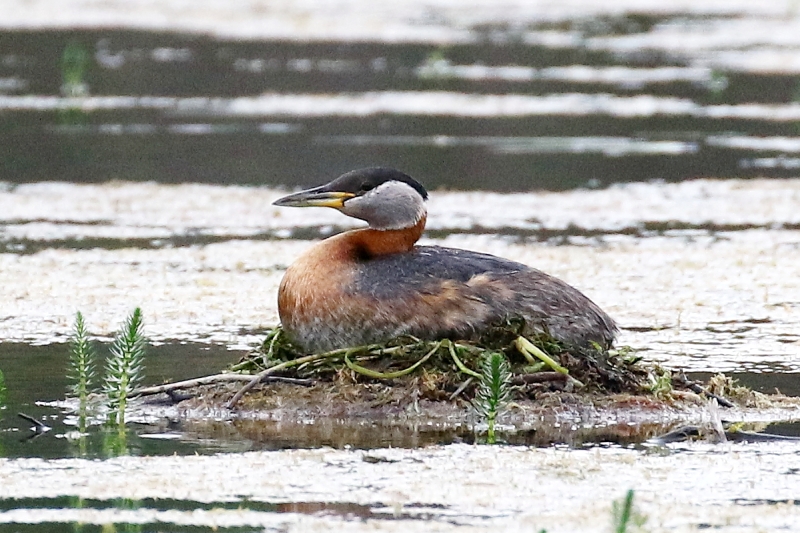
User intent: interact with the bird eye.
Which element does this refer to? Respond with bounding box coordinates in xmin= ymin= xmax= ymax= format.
xmin=359 ymin=183 xmax=374 ymax=193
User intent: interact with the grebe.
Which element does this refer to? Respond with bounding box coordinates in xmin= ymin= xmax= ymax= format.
xmin=274 ymin=167 xmax=616 ymax=353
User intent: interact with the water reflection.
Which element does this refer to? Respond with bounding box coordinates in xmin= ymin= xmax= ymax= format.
xmin=172 ymin=417 xmax=679 ymax=451
xmin=0 ymin=343 xmax=237 ymax=459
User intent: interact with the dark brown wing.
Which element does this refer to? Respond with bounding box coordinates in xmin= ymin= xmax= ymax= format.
xmin=349 ymin=245 xmax=616 ymax=348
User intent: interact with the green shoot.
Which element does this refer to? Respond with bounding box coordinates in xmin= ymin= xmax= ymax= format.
xmin=515 ymin=336 xmax=569 ymax=374
xmin=515 ymin=336 xmax=584 ymax=388
xmin=646 ymin=367 xmax=673 ymax=399
xmin=0 ymin=368 xmax=6 ymax=412
xmin=612 ymin=489 xmax=646 ymax=533
xmin=446 ymin=341 xmax=482 ymax=378
xmin=103 ymin=308 xmax=147 ymax=426
xmin=68 ymin=312 xmax=96 ymax=399
xmin=473 ymin=352 xmax=512 ymax=444
xmin=68 ymin=311 xmax=96 ymax=433
xmin=345 ymin=341 xmax=440 ymax=379
xmin=61 ymin=41 xmax=89 ymax=97
xmin=102 ymin=424 xmax=130 ymax=458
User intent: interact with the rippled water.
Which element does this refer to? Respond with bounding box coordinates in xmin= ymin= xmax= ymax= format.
xmin=2 ymin=1 xmax=800 ymax=531
xmin=3 ymin=5 xmax=800 ymax=190
xmin=5 ymin=443 xmax=800 ymax=532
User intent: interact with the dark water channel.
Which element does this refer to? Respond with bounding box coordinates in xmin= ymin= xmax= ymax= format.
xmin=3 ymin=27 xmax=800 ymax=190
xmin=0 ymin=343 xmax=232 ymax=459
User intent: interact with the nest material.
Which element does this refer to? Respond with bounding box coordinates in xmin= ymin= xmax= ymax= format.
xmin=231 ymin=320 xmax=652 ymax=404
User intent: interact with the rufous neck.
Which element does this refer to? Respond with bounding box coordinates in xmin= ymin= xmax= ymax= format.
xmin=351 ymin=215 xmax=426 ymax=258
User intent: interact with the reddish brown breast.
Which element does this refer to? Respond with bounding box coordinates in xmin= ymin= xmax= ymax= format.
xmin=277 ymin=217 xmax=426 ymax=351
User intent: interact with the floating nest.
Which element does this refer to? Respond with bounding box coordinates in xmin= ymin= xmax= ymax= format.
xmin=221 ymin=319 xmax=663 ymax=409
xmin=129 ymin=320 xmax=800 ymax=447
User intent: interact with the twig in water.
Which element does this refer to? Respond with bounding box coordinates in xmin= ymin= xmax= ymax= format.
xmin=166 ymin=389 xmax=195 ymax=403
xmin=264 ymin=376 xmax=315 ymax=386
xmin=136 ymin=373 xmax=258 ymax=397
xmin=18 ymin=412 xmax=51 ymax=435
xmin=226 ymin=349 xmax=352 ymax=409
xmin=511 ymin=372 xmax=570 ymax=385
xmin=449 ymin=377 xmax=473 ymax=401
xmin=673 ymin=374 xmax=734 ymax=408
xmin=135 ymin=374 xmax=314 ymax=398
xmin=688 ymin=383 xmax=735 ymax=408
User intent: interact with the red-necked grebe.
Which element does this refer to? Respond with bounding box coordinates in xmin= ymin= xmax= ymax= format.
xmin=273 ymin=167 xmax=616 ymax=353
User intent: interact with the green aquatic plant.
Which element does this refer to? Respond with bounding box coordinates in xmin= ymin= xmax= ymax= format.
xmin=473 ymin=352 xmax=512 ymax=444
xmin=58 ymin=41 xmax=90 ymax=139
xmin=110 ymin=497 xmax=143 ymax=533
xmin=68 ymin=311 xmax=97 ymax=435
xmin=103 ymin=308 xmax=147 ymax=425
xmin=102 ymin=424 xmax=131 ymax=459
xmin=612 ymin=489 xmax=647 ymax=533
xmin=645 ymin=366 xmax=673 ymax=399
xmin=61 ymin=41 xmax=90 ymax=97
xmin=707 ymin=70 xmax=729 ymax=98
xmin=68 ymin=312 xmax=96 ymax=400
xmin=0 ymin=367 xmax=6 ymax=414
xmin=417 ymin=47 xmax=452 ymax=80
xmin=69 ymin=499 xmax=86 ymax=533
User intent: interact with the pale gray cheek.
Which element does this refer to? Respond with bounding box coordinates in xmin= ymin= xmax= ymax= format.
xmin=341 ymin=198 xmax=370 ymax=221
xmin=342 ymin=194 xmax=424 ymax=229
